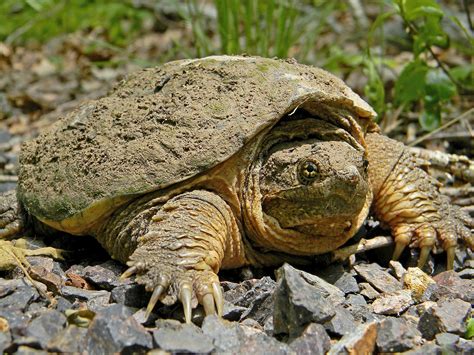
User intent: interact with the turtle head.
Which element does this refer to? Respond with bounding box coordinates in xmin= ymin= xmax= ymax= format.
xmin=251 ymin=127 xmax=371 ymax=254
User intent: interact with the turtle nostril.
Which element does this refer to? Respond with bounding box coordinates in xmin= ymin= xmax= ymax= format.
xmin=344 ymin=165 xmax=360 ymax=185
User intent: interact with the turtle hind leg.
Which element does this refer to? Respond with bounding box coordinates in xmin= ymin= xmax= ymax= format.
xmin=0 ymin=190 xmax=27 ymax=238
xmin=118 ymin=190 xmax=246 ymax=323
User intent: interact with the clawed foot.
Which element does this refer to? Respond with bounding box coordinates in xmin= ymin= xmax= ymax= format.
xmin=0 ymin=190 xmax=25 ymax=238
xmin=390 ymin=201 xmax=473 ymax=270
xmin=120 ymin=260 xmax=224 ymax=323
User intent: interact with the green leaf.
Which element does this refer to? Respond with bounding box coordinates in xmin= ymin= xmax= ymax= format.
xmin=425 ymin=69 xmax=457 ymax=101
xmin=467 ymin=318 xmax=474 ymax=339
xmin=419 ymin=104 xmax=440 ymax=131
xmin=394 ymin=60 xmax=429 ymax=105
xmin=402 ymin=0 xmax=443 ymax=21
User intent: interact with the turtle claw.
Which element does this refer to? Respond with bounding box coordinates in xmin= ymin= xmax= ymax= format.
xmin=417 ymin=246 xmax=432 ymax=268
xmin=120 ymin=263 xmax=141 ymax=280
xmin=180 ymin=283 xmax=193 ymax=324
xmin=446 ymin=247 xmax=455 ymax=271
xmin=212 ymin=282 xmax=224 ymax=316
xmin=202 ymin=293 xmax=216 ymax=316
xmin=145 ymin=285 xmax=165 ymax=319
xmin=392 ymin=242 xmax=407 ymax=261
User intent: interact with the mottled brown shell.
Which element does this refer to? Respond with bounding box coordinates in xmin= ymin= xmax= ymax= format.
xmin=18 ymin=56 xmax=376 ymax=223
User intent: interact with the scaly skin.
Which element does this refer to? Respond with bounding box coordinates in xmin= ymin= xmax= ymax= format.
xmin=366 ymin=132 xmax=474 ymax=269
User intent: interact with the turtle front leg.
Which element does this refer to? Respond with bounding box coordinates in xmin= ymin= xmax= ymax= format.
xmin=121 ymin=190 xmax=246 ymax=323
xmin=366 ymin=133 xmax=473 ymax=270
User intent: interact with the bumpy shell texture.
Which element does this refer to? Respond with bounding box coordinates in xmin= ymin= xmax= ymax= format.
xmin=19 ymin=56 xmax=376 ymax=222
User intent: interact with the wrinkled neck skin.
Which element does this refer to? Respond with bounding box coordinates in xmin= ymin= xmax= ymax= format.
xmin=241 ymin=118 xmax=372 ymax=263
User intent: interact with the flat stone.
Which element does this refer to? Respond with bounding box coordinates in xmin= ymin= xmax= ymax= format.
xmin=240 ymin=288 xmax=274 ymax=325
xmin=403 ymin=342 xmax=442 ymax=354
xmin=15 ymin=345 xmax=48 ymax=354
xmin=47 ymin=325 xmax=87 ymax=353
xmin=418 ymin=298 xmax=471 ymax=339
xmin=345 ymin=294 xmax=367 ymax=306
xmin=222 ymin=301 xmax=246 ymax=321
xmin=359 ymin=282 xmax=380 ymax=300
xmin=432 ymin=271 xmax=474 ymax=303
xmin=0 ymin=278 xmax=28 ymax=297
xmin=225 ymin=277 xmax=276 ymax=308
xmin=83 ymin=261 xmax=123 ymax=291
xmin=323 ymin=306 xmax=358 ymax=337
xmin=435 ymin=332 xmax=460 ymax=353
xmin=371 ymin=289 xmax=414 ymax=315
xmin=28 ymin=264 xmax=63 ymax=294
xmin=457 ymin=268 xmax=474 ymax=279
xmin=153 ymin=320 xmax=214 ymax=353
xmin=376 ymin=317 xmax=422 ymax=352
xmin=389 ymin=260 xmax=407 ymax=280
xmin=24 ymin=310 xmax=67 ymax=349
xmin=110 ymin=283 xmax=147 ymax=308
xmin=0 ymin=329 xmax=11 ymax=353
xmin=0 ymin=285 xmax=39 ymax=312
xmin=0 ymin=309 xmax=31 ymax=338
xmin=457 ymin=339 xmax=474 ymax=353
xmin=61 ymin=285 xmax=110 ymax=303
xmin=202 ymin=315 xmax=289 ymax=354
xmin=289 ymin=323 xmax=331 ymax=355
xmin=54 ymin=297 xmax=73 ymax=313
xmin=353 ymin=263 xmax=402 ymax=293
xmin=334 ymin=272 xmax=360 ymax=294
xmin=273 ymin=263 xmax=339 ymax=338
xmin=403 ymin=267 xmax=436 ymax=302
xmin=85 ymin=304 xmax=152 ymax=354
xmin=347 ymin=304 xmax=385 ymax=324
xmin=328 ymin=322 xmax=378 ymax=355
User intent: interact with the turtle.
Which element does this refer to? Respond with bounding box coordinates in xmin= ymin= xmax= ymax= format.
xmin=0 ymin=55 xmax=472 ymax=323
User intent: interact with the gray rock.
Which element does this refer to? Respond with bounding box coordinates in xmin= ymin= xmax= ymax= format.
xmin=110 ymin=283 xmax=147 ymax=308
xmin=457 ymin=339 xmax=474 ymax=353
xmin=432 ymin=271 xmax=474 ymax=303
xmin=435 ymin=332 xmax=459 ymax=353
xmin=47 ymin=325 xmax=87 ymax=353
xmin=353 ymin=263 xmax=402 ymax=293
xmin=240 ymin=288 xmax=274 ymax=325
xmin=457 ymin=268 xmax=474 ymax=279
xmin=85 ymin=304 xmax=152 ymax=354
xmin=371 ymin=289 xmax=414 ymax=315
xmin=61 ymin=285 xmax=110 ymax=303
xmin=0 ymin=310 xmax=31 ymax=338
xmin=328 ymin=322 xmax=378 ymax=355
xmin=345 ymin=294 xmax=367 ymax=306
xmin=225 ymin=277 xmax=276 ymax=308
xmin=24 ymin=310 xmax=67 ymax=349
xmin=0 ymin=278 xmax=30 ymax=297
xmin=83 ymin=261 xmax=123 ymax=290
xmin=324 ymin=306 xmax=358 ymax=337
xmin=289 ymin=323 xmax=331 ymax=355
xmin=376 ymin=317 xmax=422 ymax=353
xmin=389 ymin=260 xmax=407 ymax=280
xmin=347 ymin=304 xmax=385 ymax=324
xmin=202 ymin=315 xmax=289 ymax=354
xmin=0 ymin=329 xmax=11 ymax=353
xmin=153 ymin=320 xmax=214 ymax=353
xmin=359 ymin=282 xmax=380 ymax=300
xmin=418 ymin=299 xmax=471 ymax=339
xmin=15 ymin=345 xmax=48 ymax=354
xmin=334 ymin=272 xmax=360 ymax=294
xmin=273 ymin=263 xmax=338 ymax=338
xmin=403 ymin=342 xmax=442 ymax=354
xmin=222 ymin=301 xmax=246 ymax=321
xmin=0 ymin=285 xmax=39 ymax=311
xmin=54 ymin=297 xmax=72 ymax=313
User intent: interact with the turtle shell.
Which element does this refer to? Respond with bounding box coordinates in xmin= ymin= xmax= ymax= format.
xmin=18 ymin=55 xmax=376 ymax=228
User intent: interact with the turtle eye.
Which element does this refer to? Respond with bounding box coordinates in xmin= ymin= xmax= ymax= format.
xmin=298 ymin=160 xmax=319 ymax=184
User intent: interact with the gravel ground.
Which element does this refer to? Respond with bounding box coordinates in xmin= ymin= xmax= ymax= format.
xmin=1 ymin=36 xmax=473 ymax=354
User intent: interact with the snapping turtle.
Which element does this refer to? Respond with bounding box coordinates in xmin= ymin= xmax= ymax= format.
xmin=1 ymin=56 xmax=472 ymax=322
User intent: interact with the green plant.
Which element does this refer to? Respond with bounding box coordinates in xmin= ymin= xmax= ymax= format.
xmin=366 ymin=0 xmax=473 ymax=130
xmin=0 ymin=0 xmax=154 ymax=47
xmin=185 ymin=0 xmax=335 ymax=61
